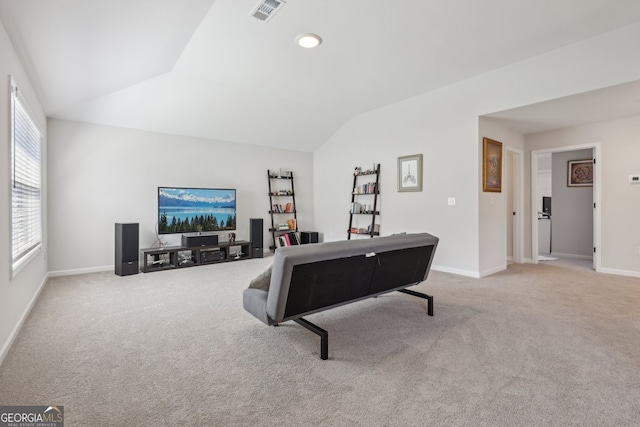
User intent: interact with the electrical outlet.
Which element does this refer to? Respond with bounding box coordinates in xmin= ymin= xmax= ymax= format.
xmin=448 ymin=197 xmax=456 ymax=206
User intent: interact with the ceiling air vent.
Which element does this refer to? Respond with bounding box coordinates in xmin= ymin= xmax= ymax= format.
xmin=250 ymin=0 xmax=286 ymax=22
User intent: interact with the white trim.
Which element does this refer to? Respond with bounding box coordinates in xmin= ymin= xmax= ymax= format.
xmin=9 ymin=76 xmax=45 ymax=134
xmin=531 ymin=153 xmax=540 ymax=262
xmin=593 ymin=144 xmax=602 ymax=272
xmin=431 ymin=264 xmax=480 ymax=278
xmin=506 ymin=147 xmax=524 ymax=264
xmin=0 ymin=273 xmax=48 ymax=366
xmin=599 ymin=268 xmax=640 ymax=279
xmin=11 ymin=245 xmax=42 ymax=279
xmin=479 ymin=264 xmax=507 ymax=278
xmin=10 ymin=76 xmax=44 ymax=278
xmin=48 ymin=265 xmax=114 ymax=278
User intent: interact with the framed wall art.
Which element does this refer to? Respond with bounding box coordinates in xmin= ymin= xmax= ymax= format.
xmin=482 ymin=137 xmax=502 ymax=192
xmin=397 ymin=154 xmax=423 ymax=192
xmin=567 ymin=159 xmax=593 ymax=187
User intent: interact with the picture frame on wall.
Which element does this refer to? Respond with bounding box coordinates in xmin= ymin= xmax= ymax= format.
xmin=567 ymin=159 xmax=593 ymax=187
xmin=397 ymin=154 xmax=423 ymax=192
xmin=482 ymin=137 xmax=502 ymax=192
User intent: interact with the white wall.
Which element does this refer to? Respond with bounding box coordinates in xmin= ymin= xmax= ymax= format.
xmin=478 ymin=119 xmax=525 ymax=275
xmin=314 ymin=97 xmax=481 ymax=277
xmin=314 ymin=22 xmax=640 ymax=277
xmin=47 ymin=119 xmax=314 ymax=274
xmin=0 ymin=21 xmax=48 ymax=363
xmin=551 ymin=149 xmax=593 ymax=258
xmin=526 ymin=116 xmax=640 ymax=276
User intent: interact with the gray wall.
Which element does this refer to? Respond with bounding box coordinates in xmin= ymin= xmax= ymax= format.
xmin=551 ymin=149 xmax=593 ymax=257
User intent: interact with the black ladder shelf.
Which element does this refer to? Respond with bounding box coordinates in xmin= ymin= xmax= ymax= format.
xmin=348 ymin=164 xmax=380 ymax=239
xmin=267 ymin=169 xmax=299 ymax=250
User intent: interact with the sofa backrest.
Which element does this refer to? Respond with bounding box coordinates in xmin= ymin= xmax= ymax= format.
xmin=267 ymin=233 xmax=438 ymax=323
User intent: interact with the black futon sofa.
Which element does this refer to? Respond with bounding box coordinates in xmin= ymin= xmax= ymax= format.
xmin=243 ymin=233 xmax=439 ymax=359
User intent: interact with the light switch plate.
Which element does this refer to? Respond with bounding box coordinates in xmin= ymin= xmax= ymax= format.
xmin=630 ymin=175 xmax=640 ymax=184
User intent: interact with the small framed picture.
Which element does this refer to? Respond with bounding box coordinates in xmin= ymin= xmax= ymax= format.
xmin=567 ymin=159 xmax=593 ymax=187
xmin=482 ymin=137 xmax=502 ymax=192
xmin=398 ymin=154 xmax=423 ymax=192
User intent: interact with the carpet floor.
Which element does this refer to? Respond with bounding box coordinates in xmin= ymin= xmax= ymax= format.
xmin=1 ymin=256 xmax=639 ymax=426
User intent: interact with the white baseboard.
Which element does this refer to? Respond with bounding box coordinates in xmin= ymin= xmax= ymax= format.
xmin=0 ymin=274 xmax=48 ymax=366
xmin=48 ymin=265 xmax=113 ymax=277
xmin=599 ymin=267 xmax=640 ymax=278
xmin=479 ymin=264 xmax=507 ymax=278
xmin=431 ymin=264 xmax=480 ymax=278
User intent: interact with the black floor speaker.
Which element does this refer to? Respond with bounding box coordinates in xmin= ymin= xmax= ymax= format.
xmin=115 ymin=223 xmax=139 ymax=276
xmin=250 ymin=218 xmax=263 ymax=258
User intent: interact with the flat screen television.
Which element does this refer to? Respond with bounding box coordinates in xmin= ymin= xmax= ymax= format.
xmin=158 ymin=187 xmax=236 ymax=234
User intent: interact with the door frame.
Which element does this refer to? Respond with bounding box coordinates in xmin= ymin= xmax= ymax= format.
xmin=530 ymin=142 xmax=601 ymax=271
xmin=506 ymin=147 xmax=524 ymax=264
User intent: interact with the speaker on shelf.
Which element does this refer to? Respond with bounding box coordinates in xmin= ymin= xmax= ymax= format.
xmin=115 ymin=223 xmax=139 ymax=276
xmin=182 ymin=233 xmax=218 ymax=247
xmin=300 ymin=231 xmax=319 ymax=244
xmin=250 ymin=218 xmax=263 ymax=258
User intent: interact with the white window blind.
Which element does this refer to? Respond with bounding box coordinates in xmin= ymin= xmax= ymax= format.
xmin=11 ymin=82 xmax=42 ymax=275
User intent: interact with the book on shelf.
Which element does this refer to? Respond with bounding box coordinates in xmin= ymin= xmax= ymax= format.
xmin=354 ymin=182 xmax=377 ymax=194
xmin=273 ymin=204 xmax=292 ymax=213
xmin=276 ymin=231 xmax=300 ymax=247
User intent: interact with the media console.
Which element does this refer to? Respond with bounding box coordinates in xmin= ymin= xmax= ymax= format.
xmin=140 ymin=240 xmax=252 ymax=273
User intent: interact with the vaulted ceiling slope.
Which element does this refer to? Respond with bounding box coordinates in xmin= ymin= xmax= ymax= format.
xmin=2 ymin=0 xmax=640 ymax=152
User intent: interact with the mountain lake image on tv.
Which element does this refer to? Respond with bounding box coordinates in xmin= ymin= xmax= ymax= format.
xmin=158 ymin=187 xmax=236 ymax=234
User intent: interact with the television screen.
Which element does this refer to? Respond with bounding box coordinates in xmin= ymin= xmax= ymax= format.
xmin=158 ymin=187 xmax=236 ymax=234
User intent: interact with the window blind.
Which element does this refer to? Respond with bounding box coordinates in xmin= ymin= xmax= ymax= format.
xmin=11 ymin=83 xmax=42 ymax=274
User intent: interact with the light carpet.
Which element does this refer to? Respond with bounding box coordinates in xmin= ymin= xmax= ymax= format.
xmin=1 ymin=256 xmax=639 ymax=426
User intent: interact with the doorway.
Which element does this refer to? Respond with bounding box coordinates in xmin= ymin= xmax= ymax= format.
xmin=531 ymin=143 xmax=601 ymax=271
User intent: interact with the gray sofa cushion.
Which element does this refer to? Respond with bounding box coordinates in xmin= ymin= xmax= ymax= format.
xmin=248 ymin=264 xmax=272 ymax=291
xmin=242 ymin=288 xmax=275 ymax=325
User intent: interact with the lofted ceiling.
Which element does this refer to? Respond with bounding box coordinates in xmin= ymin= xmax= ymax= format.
xmin=2 ymin=0 xmax=640 ymax=152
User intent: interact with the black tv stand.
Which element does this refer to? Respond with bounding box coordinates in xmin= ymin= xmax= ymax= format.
xmin=140 ymin=240 xmax=253 ymax=273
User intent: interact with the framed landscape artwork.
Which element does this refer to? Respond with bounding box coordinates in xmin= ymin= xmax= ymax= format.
xmin=482 ymin=137 xmax=502 ymax=192
xmin=397 ymin=154 xmax=423 ymax=192
xmin=567 ymin=159 xmax=593 ymax=187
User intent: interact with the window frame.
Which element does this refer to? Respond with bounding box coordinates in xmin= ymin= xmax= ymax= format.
xmin=10 ymin=77 xmax=43 ymax=278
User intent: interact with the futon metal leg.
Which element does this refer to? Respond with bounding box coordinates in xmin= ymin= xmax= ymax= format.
xmin=294 ymin=317 xmax=328 ymax=360
xmin=398 ymin=288 xmax=434 ymax=316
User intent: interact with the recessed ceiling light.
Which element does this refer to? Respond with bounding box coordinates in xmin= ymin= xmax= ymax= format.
xmin=296 ymin=33 xmax=322 ymax=49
